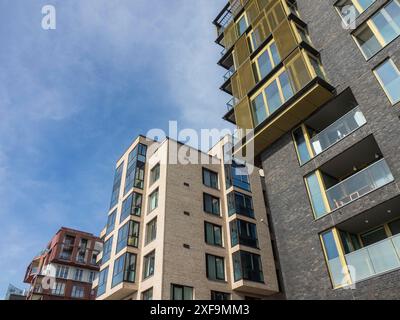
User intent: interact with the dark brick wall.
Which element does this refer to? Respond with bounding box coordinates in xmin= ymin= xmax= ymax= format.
xmin=261 ymin=0 xmax=400 ymax=299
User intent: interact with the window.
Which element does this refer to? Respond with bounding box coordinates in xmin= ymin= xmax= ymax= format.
xmin=305 ymin=172 xmax=328 ymax=218
xmin=203 ymin=193 xmax=220 ymax=216
xmin=55 ymin=266 xmax=69 ymax=279
xmin=353 ymin=0 xmax=400 ymax=59
xmin=374 ymin=59 xmax=400 ymax=104
xmin=97 ymin=267 xmax=109 ymax=297
xmin=203 ymin=168 xmax=219 ymax=189
xmin=230 ymin=219 xmax=259 ymax=248
xmin=106 ymin=210 xmax=116 ymax=236
xmin=335 ymin=0 xmax=376 ymax=23
xmin=71 ymin=285 xmax=84 ymax=298
xmin=293 ymin=126 xmax=312 ymax=165
xmin=149 ymin=189 xmax=159 ymax=212
xmin=171 ymin=284 xmax=193 ymax=300
xmin=142 ymin=288 xmax=153 ymax=300
xmin=110 ymin=163 xmax=123 ymax=209
xmin=143 ymin=251 xmax=155 ymax=279
xmin=206 ymin=254 xmax=225 ymax=281
xmin=120 ymin=192 xmax=143 ymax=222
xmin=112 ymin=253 xmax=137 ymax=287
xmin=237 ymin=13 xmax=248 ymax=36
xmin=227 ymin=192 xmax=254 ymax=218
xmin=116 ymin=220 xmax=140 ymax=253
xmin=88 ymin=271 xmax=96 ymax=283
xmin=102 ymin=236 xmax=113 ymax=264
xmin=204 ymin=222 xmax=223 ymax=247
xmin=211 ymin=291 xmax=231 ymax=300
xmin=320 ymin=230 xmax=344 ymax=288
xmin=124 ymin=144 xmax=147 ymax=194
xmin=225 ymin=160 xmax=251 ymax=192
xmin=150 ymin=163 xmax=160 ymax=185
xmin=253 ymin=41 xmax=281 ymax=81
xmin=146 ymin=218 xmax=157 ymax=245
xmin=250 ymin=70 xmax=294 ymax=127
xmin=74 ymin=269 xmax=84 ymax=282
xmin=52 ymin=282 xmax=65 ymax=296
xmin=233 ymin=251 xmax=264 ymax=283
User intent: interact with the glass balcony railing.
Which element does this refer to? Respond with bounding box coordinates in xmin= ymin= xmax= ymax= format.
xmin=345 ymin=234 xmax=400 ymax=283
xmin=326 ymin=159 xmax=394 ymax=211
xmin=310 ymin=107 xmax=367 ymax=156
xmin=223 ymin=67 xmax=235 ymax=82
xmin=226 ymin=97 xmax=238 ymax=112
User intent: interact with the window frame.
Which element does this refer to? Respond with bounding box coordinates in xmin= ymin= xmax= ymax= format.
xmin=373 ymin=58 xmax=400 ymax=105
xmin=203 ymin=193 xmax=221 ymax=216
xmin=202 ymin=168 xmax=219 ymax=190
xmin=204 ymin=221 xmax=223 ymax=247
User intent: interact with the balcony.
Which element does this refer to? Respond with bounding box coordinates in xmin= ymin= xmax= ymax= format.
xmin=310 ymin=106 xmax=367 ymax=156
xmin=326 ymin=159 xmax=394 ymax=211
xmin=345 ymin=234 xmax=400 ymax=283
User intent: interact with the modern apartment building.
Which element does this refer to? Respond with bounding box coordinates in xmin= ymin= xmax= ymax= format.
xmin=94 ymin=135 xmax=279 ymax=300
xmin=24 ymin=227 xmax=102 ymax=300
xmin=215 ymin=0 xmax=400 ymax=299
xmin=4 ymin=284 xmax=27 ymax=300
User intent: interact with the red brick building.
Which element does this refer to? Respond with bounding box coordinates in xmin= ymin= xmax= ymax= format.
xmin=24 ymin=227 xmax=103 ymax=300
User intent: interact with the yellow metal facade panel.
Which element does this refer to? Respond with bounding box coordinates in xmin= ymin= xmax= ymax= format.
xmin=234 ymin=97 xmax=254 ymax=129
xmin=273 ymin=20 xmax=298 ymax=61
xmin=237 ymin=59 xmax=256 ymax=97
xmin=234 ymin=34 xmax=251 ymax=68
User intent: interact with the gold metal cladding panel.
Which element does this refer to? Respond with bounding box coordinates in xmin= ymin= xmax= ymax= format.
xmin=257 ymin=0 xmax=271 ymax=11
xmin=273 ymin=19 xmax=298 ymax=61
xmin=234 ymin=34 xmax=251 ymax=68
xmin=266 ymin=1 xmax=286 ymax=31
xmin=245 ymin=0 xmax=260 ymax=25
xmin=237 ymin=59 xmax=256 ymax=98
xmin=224 ymin=22 xmax=237 ymax=49
xmin=231 ymin=72 xmax=241 ymax=100
xmin=234 ymin=97 xmax=254 ymax=129
xmin=284 ymin=49 xmax=313 ymax=93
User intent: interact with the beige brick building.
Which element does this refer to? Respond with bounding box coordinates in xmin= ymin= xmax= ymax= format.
xmin=93 ymin=135 xmax=279 ymax=300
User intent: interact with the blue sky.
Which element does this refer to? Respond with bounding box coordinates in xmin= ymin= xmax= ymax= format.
xmin=0 ymin=0 xmax=229 ymax=298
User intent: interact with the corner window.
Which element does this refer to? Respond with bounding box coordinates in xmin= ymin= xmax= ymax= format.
xmin=120 ymin=192 xmax=142 ymax=222
xmin=227 ymin=191 xmax=254 ymax=218
xmin=233 ymin=251 xmax=263 ymax=283
xmin=116 ymin=220 xmax=140 ymax=253
xmin=102 ymin=236 xmax=113 ymax=264
xmin=374 ymin=59 xmax=400 ymax=104
xmin=97 ymin=267 xmax=109 ymax=297
xmin=211 ymin=291 xmax=231 ymax=300
xmin=112 ymin=253 xmax=136 ymax=287
xmin=230 ymin=219 xmax=259 ymax=248
xmin=110 ymin=164 xmax=123 ymax=209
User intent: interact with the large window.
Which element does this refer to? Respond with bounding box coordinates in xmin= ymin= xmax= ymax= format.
xmin=211 ymin=291 xmax=231 ymax=300
xmin=143 ymin=251 xmax=155 ymax=279
xmin=293 ymin=126 xmax=312 ymax=165
xmin=112 ymin=253 xmax=136 ymax=287
xmin=146 ymin=218 xmax=157 ymax=245
xmin=171 ymin=284 xmax=194 ymax=300
xmin=202 ymin=168 xmax=219 ymax=189
xmin=253 ymin=41 xmax=281 ymax=82
xmin=97 ymin=267 xmax=109 ymax=297
xmin=120 ymin=192 xmax=142 ymax=222
xmin=102 ymin=236 xmax=113 ymax=264
xmin=335 ymin=0 xmax=376 ymax=23
xmin=237 ymin=13 xmax=248 ymax=36
xmin=204 ymin=222 xmax=223 ymax=247
xmin=250 ymin=70 xmax=294 ymax=126
xmin=233 ymin=251 xmax=264 ymax=283
xmin=124 ymin=144 xmax=147 ymax=194
xmin=52 ymin=282 xmax=65 ymax=296
xmin=149 ymin=189 xmax=159 ymax=212
xmin=354 ymin=0 xmax=400 ymax=59
xmin=106 ymin=210 xmax=116 ymax=236
xmin=203 ymin=193 xmax=220 ymax=216
xmin=74 ymin=269 xmax=83 ymax=281
xmin=150 ymin=163 xmax=160 ymax=185
xmin=230 ymin=219 xmax=259 ymax=248
xmin=110 ymin=164 xmax=123 ymax=209
xmin=71 ymin=285 xmax=84 ymax=299
xmin=55 ymin=266 xmax=69 ymax=279
xmin=206 ymin=254 xmax=225 ymax=281
xmin=228 ymin=191 xmax=254 ymax=218
xmin=116 ymin=220 xmax=140 ymax=253
xmin=142 ymin=288 xmax=153 ymax=300
xmin=374 ymin=59 xmax=400 ymax=104
xmin=305 ymin=172 xmax=329 ymax=219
